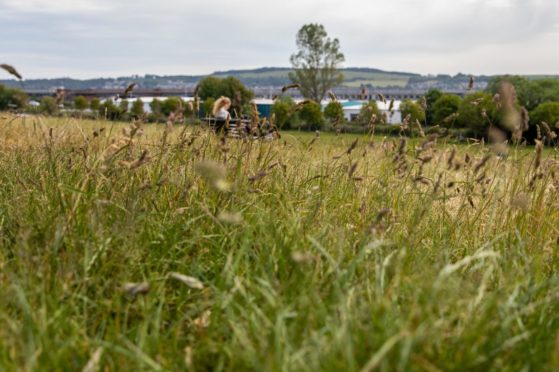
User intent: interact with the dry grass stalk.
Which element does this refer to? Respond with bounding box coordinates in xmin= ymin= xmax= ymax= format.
xmin=169 ymin=272 xmax=204 ymax=289
xmin=0 ymin=63 xmax=22 ymax=79
xmin=123 ymin=282 xmax=150 ymax=297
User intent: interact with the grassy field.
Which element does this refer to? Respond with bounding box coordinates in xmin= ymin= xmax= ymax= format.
xmin=1 ymin=114 xmax=559 ymax=371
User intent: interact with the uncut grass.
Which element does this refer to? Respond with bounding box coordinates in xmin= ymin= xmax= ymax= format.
xmin=0 ymin=114 xmax=559 ymax=370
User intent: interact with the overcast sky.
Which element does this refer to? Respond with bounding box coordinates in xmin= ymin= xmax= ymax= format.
xmin=1 ymin=0 xmax=558 ymax=79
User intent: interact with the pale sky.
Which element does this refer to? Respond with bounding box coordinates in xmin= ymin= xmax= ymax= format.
xmin=1 ymin=0 xmax=558 ymax=79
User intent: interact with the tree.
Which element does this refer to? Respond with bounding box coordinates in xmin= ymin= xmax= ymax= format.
xmin=39 ymin=97 xmax=58 ymax=115
xmin=400 ymin=100 xmax=425 ymax=123
xmin=131 ymin=99 xmax=144 ymax=118
xmin=432 ymin=94 xmax=462 ymax=126
xmin=289 ymin=23 xmax=345 ymax=103
xmin=357 ymin=101 xmax=381 ymax=126
xmin=98 ymin=100 xmax=122 ymax=120
xmin=149 ymin=99 xmax=164 ymax=122
xmin=531 ymin=102 xmax=559 ymax=128
xmin=0 ymin=84 xmax=27 ymax=110
xmin=161 ymin=97 xmax=183 ymax=116
xmin=457 ymin=93 xmax=495 ymax=136
xmin=271 ymin=96 xmax=297 ymax=129
xmin=74 ymin=96 xmax=88 ymax=111
xmin=299 ymin=101 xmax=325 ymax=130
xmin=324 ymin=101 xmax=344 ymax=124
xmin=90 ymin=98 xmax=101 ymax=111
xmin=424 ymin=89 xmax=443 ymax=125
xmin=197 ymin=76 xmax=253 ymax=116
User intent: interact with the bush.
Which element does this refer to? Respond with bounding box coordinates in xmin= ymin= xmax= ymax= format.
xmin=530 ymin=102 xmax=559 ymax=128
xmin=400 ymin=99 xmax=425 ymax=123
xmin=432 ymin=94 xmax=462 ymax=126
xmin=457 ymin=93 xmax=495 ymax=136
xmin=298 ymin=101 xmax=324 ymax=130
xmin=271 ymin=96 xmax=298 ymax=130
xmin=161 ymin=97 xmax=183 ymax=116
xmin=131 ymin=99 xmax=144 ymax=118
xmin=0 ymin=84 xmax=27 ymax=110
xmin=74 ymin=96 xmax=88 ymax=111
xmin=357 ymin=101 xmax=381 ymax=126
xmin=424 ymin=89 xmax=443 ymax=125
xmin=39 ymin=97 xmax=58 ymax=115
xmin=197 ymin=76 xmax=254 ymax=114
xmin=98 ymin=100 xmax=122 ymax=120
xmin=323 ymin=101 xmax=344 ymax=124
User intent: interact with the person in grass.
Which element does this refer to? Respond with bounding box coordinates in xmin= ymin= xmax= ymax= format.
xmin=212 ymin=96 xmax=231 ymax=133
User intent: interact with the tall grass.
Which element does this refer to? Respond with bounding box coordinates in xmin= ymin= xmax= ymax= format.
xmin=0 ymin=114 xmax=558 ymax=370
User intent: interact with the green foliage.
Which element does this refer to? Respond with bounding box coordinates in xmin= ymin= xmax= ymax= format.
xmin=73 ymin=96 xmax=88 ymax=111
xmin=161 ymin=97 xmax=183 ymax=116
xmin=357 ymin=101 xmax=381 ymax=125
xmin=202 ymin=98 xmax=215 ymax=118
xmin=487 ymin=76 xmax=559 ymax=111
xmin=39 ymin=96 xmax=58 ymax=115
xmin=323 ymin=101 xmax=344 ymax=124
xmin=400 ymin=99 xmax=425 ymax=123
xmin=298 ymin=101 xmax=324 ymax=130
xmin=289 ymin=23 xmax=345 ymax=102
xmin=432 ymin=94 xmax=462 ymax=126
xmin=271 ymin=96 xmax=297 ymax=129
xmin=457 ymin=93 xmax=495 ymax=135
xmin=89 ymin=98 xmax=101 ymax=111
xmin=197 ymin=76 xmax=254 ymax=115
xmin=131 ymin=99 xmax=145 ymax=118
xmin=530 ymin=102 xmax=559 ymax=128
xmin=149 ymin=99 xmax=164 ymax=122
xmin=98 ymin=99 xmax=122 ymax=120
xmin=424 ymin=89 xmax=443 ymax=125
xmin=0 ymin=84 xmax=27 ymax=110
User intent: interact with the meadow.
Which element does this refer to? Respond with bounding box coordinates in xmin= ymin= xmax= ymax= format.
xmin=1 ymin=114 xmax=559 ymax=371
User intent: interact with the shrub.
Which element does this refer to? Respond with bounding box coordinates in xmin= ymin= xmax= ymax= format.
xmin=74 ymin=96 xmax=88 ymax=111
xmin=299 ymin=101 xmax=324 ymax=130
xmin=432 ymin=94 xmax=462 ymax=126
xmin=323 ymin=101 xmax=344 ymax=124
xmin=0 ymin=84 xmax=27 ymax=110
xmin=357 ymin=101 xmax=381 ymax=126
xmin=271 ymin=96 xmax=297 ymax=130
xmin=400 ymin=99 xmax=425 ymax=123
xmin=39 ymin=97 xmax=58 ymax=115
xmin=457 ymin=93 xmax=495 ymax=136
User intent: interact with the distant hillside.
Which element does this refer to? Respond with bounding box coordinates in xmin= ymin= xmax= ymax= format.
xmin=2 ymin=67 xmax=558 ymax=92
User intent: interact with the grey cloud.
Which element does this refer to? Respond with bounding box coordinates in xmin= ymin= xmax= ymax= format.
xmin=1 ymin=0 xmax=558 ymax=78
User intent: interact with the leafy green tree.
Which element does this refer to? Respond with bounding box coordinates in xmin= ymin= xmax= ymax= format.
xmin=299 ymin=101 xmax=325 ymax=130
xmin=400 ymin=99 xmax=425 ymax=123
xmin=531 ymin=102 xmax=559 ymax=128
xmin=457 ymin=93 xmax=495 ymax=135
xmin=424 ymin=89 xmax=443 ymax=125
xmin=74 ymin=96 xmax=88 ymax=111
xmin=0 ymin=84 xmax=27 ymax=110
xmin=90 ymin=98 xmax=101 ymax=111
xmin=197 ymin=76 xmax=253 ymax=116
xmin=271 ymin=96 xmax=297 ymax=129
xmin=289 ymin=23 xmax=345 ymax=102
xmin=487 ymin=76 xmax=559 ymax=111
xmin=432 ymin=94 xmax=462 ymax=126
xmin=161 ymin=97 xmax=183 ymax=116
xmin=324 ymin=101 xmax=344 ymax=124
xmin=357 ymin=101 xmax=381 ymax=126
xmin=39 ymin=96 xmax=58 ymax=115
xmin=202 ymin=98 xmax=215 ymax=118
xmin=131 ymin=99 xmax=144 ymax=118
xmin=99 ymin=100 xmax=122 ymax=120
xmin=149 ymin=99 xmax=164 ymax=122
